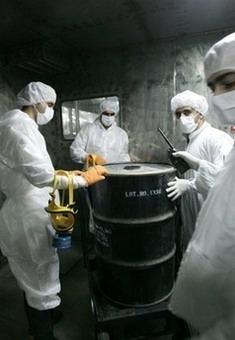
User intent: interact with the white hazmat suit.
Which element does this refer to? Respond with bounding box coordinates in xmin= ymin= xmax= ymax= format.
xmin=0 ymin=82 xmax=107 ymax=340
xmin=70 ymin=99 xmax=130 ymax=164
xmin=0 ymin=108 xmax=60 ymax=311
xmin=170 ymin=90 xmax=233 ymax=250
xmin=181 ymin=121 xmax=233 ymax=248
xmin=170 ymin=32 xmax=235 ymax=340
xmin=0 ymin=82 xmax=89 ymax=312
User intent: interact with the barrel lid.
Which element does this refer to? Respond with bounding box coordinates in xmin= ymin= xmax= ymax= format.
xmin=105 ymin=162 xmax=175 ymax=176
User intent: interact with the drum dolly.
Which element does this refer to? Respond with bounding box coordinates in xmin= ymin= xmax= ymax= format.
xmin=87 ymin=256 xmax=190 ymax=340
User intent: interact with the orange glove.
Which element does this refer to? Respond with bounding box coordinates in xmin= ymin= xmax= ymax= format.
xmin=81 ymin=165 xmax=108 ymax=186
xmin=86 ymin=154 xmax=106 ymax=167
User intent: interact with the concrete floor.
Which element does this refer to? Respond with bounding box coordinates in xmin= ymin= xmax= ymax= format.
xmin=0 ymin=245 xmax=95 ymax=340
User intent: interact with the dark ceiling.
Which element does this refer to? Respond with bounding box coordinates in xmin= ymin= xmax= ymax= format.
xmin=2 ymin=0 xmax=235 ymax=50
xmin=1 ymin=0 xmax=235 ymax=73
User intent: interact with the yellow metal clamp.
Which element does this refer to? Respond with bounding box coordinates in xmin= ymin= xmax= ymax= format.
xmin=45 ymin=170 xmax=78 ymax=233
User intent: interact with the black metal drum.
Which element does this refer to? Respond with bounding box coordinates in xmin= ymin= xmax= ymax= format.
xmin=89 ymin=162 xmax=177 ymax=307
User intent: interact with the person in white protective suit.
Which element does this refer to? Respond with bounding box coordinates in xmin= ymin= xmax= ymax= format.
xmin=169 ymin=32 xmax=235 ymax=340
xmin=166 ymin=90 xmax=233 ymax=251
xmin=70 ymin=98 xmax=130 ymax=166
xmin=0 ymin=81 xmax=107 ymax=340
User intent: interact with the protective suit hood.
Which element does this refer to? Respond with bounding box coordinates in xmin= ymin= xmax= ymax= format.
xmin=171 ymin=90 xmax=209 ymax=116
xmin=100 ymin=98 xmax=119 ymax=115
xmin=204 ymin=32 xmax=235 ymax=84
xmin=16 ymin=81 xmax=57 ymax=108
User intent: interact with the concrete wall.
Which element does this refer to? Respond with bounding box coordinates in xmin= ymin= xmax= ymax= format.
xmin=52 ymin=31 xmax=225 ymax=169
xmin=0 ymin=31 xmax=228 ymax=171
xmin=0 ymin=74 xmax=17 ymax=209
xmin=0 ymin=73 xmax=17 ymax=263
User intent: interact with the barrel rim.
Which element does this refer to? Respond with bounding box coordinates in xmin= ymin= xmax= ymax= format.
xmin=93 ymin=209 xmax=177 ymax=225
xmin=95 ymin=285 xmax=174 ymax=308
xmin=103 ymin=162 xmax=176 ymax=177
xmin=95 ymin=245 xmax=176 ymax=268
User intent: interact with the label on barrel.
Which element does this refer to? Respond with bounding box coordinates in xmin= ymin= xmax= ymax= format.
xmin=94 ymin=223 xmax=112 ymax=248
xmin=125 ymin=188 xmax=162 ymax=198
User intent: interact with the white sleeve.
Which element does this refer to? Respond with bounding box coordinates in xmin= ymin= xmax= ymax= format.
xmin=210 ymin=134 xmax=233 ymax=168
xmin=195 ymin=133 xmax=233 ymax=198
xmin=55 ymin=175 xmax=87 ymax=189
xmin=70 ymin=126 xmax=90 ymax=163
xmin=195 ymin=161 xmax=221 ymax=199
xmin=7 ymin=127 xmax=55 ymax=188
xmin=119 ymin=131 xmax=131 ymax=162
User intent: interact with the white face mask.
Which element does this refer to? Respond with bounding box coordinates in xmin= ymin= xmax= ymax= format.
xmin=212 ymin=90 xmax=235 ymax=125
xmin=101 ymin=114 xmax=115 ymax=127
xmin=36 ymin=106 xmax=54 ymax=125
xmin=179 ymin=114 xmax=198 ymax=134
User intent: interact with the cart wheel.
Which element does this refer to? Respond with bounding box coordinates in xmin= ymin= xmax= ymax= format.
xmin=97 ymin=332 xmax=110 ymax=340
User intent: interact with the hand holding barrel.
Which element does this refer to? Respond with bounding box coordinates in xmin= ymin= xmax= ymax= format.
xmin=81 ymin=165 xmax=108 ymax=185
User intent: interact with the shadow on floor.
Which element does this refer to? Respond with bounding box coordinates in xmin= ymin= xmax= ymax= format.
xmin=0 ymin=244 xmax=95 ymax=340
